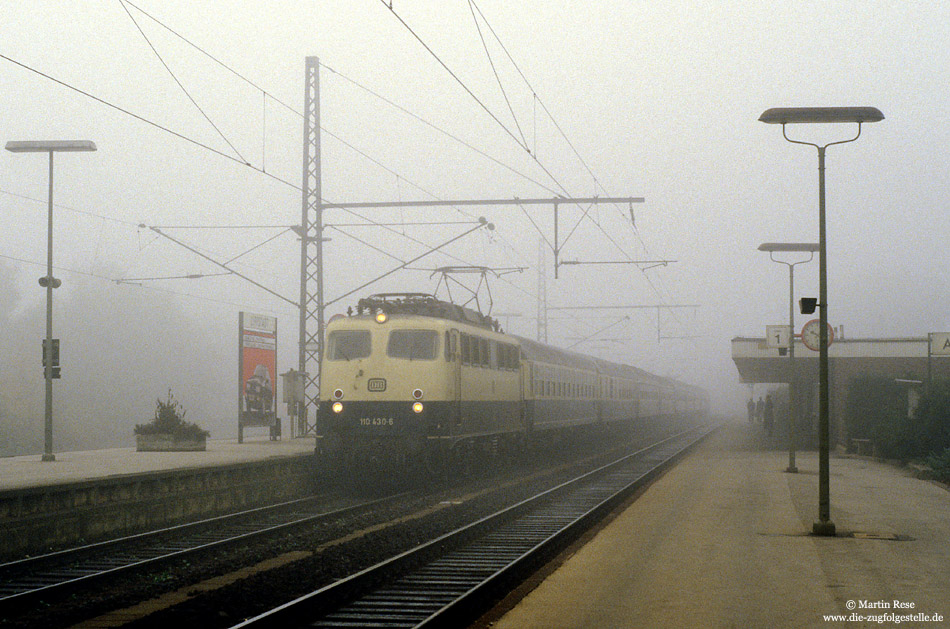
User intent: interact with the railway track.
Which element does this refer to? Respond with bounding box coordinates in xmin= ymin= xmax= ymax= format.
xmin=0 ymin=490 xmax=403 ymax=609
xmin=234 ymin=424 xmax=716 ymax=628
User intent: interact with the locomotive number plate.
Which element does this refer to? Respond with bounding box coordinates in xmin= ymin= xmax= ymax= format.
xmin=367 ymin=378 xmax=387 ymax=392
xmin=359 ymin=417 xmax=394 ymax=427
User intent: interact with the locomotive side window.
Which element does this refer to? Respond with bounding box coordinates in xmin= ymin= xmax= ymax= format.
xmin=387 ymin=329 xmax=439 ymax=360
xmin=326 ymin=330 xmax=371 ymax=361
xmin=445 ymin=331 xmax=459 ymax=361
xmin=461 ymin=334 xmax=471 ymax=364
xmin=501 ymin=343 xmax=520 ymax=370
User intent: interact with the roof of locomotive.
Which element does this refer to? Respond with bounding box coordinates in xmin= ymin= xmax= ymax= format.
xmin=351 ymin=293 xmax=499 ymax=331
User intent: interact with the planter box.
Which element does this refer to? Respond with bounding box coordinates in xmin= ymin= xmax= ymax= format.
xmin=136 ymin=433 xmax=207 ymax=452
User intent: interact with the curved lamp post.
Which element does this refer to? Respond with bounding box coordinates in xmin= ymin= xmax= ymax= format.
xmin=5 ymin=140 xmax=97 ymax=462
xmin=759 ymin=107 xmax=883 ymax=536
xmin=758 ymin=242 xmax=819 ymax=474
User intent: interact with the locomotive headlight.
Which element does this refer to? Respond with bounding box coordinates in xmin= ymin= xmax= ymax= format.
xmin=411 ymin=388 xmax=424 ymax=400
xmin=331 ymin=401 xmax=344 ymax=414
xmin=332 ymin=388 xmax=344 ymax=400
xmin=375 ymin=312 xmax=388 ymax=324
xmin=412 ymin=401 xmax=424 ymax=414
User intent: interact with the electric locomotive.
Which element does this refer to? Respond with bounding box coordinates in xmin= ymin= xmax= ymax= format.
xmin=317 ymin=293 xmax=522 ymax=470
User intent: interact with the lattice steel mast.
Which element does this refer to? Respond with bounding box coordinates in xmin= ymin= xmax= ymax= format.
xmin=537 ymin=239 xmax=548 ymax=343
xmin=298 ymin=56 xmax=323 ymax=436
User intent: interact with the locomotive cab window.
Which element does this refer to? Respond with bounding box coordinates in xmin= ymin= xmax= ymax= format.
xmin=326 ymin=330 xmax=371 ymax=361
xmin=387 ymin=329 xmax=439 ymax=360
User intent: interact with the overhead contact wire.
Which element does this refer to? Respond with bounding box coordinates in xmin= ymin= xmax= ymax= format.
xmin=467 ymin=0 xmax=664 ymax=286
xmin=320 ymin=62 xmax=558 ymax=195
xmin=118 ymin=0 xmax=249 ymax=164
xmin=0 ymin=53 xmax=299 ymax=191
xmin=468 ymin=0 xmax=528 ymax=149
xmin=378 ymin=0 xmax=529 ymax=153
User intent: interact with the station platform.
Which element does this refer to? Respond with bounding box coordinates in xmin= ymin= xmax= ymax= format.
xmin=0 ymin=435 xmax=316 ymax=492
xmin=491 ymin=422 xmax=950 ymax=628
xmin=0 ymin=436 xmax=317 ymax=555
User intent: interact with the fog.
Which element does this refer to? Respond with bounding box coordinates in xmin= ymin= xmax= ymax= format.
xmin=2 ymin=1 xmax=949 ymax=455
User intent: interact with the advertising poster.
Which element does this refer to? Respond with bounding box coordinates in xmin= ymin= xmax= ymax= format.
xmin=239 ymin=312 xmax=277 ymax=430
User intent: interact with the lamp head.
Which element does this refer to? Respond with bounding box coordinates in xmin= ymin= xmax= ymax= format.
xmin=758 ymin=242 xmax=820 ymax=253
xmin=6 ymin=140 xmax=97 ymax=153
xmin=758 ymin=107 xmax=883 ymax=125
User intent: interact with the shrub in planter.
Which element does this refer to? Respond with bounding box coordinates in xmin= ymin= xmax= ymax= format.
xmin=135 ymin=390 xmax=209 ymax=451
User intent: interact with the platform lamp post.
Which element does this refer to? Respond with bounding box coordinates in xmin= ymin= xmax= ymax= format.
xmin=758 ymin=242 xmax=819 ymax=474
xmin=5 ymin=140 xmax=97 ymax=462
xmin=758 ymin=107 xmax=883 ymax=536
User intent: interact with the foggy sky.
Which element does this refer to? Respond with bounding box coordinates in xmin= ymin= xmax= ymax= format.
xmin=2 ymin=1 xmax=948 ymax=454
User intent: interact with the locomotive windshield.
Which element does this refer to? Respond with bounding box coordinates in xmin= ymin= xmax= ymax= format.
xmin=326 ymin=330 xmax=371 ymax=361
xmin=387 ymin=329 xmax=439 ymax=361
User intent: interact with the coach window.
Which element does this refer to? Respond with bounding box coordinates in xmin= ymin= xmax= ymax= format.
xmin=326 ymin=330 xmax=371 ymax=361
xmin=480 ymin=338 xmax=490 ymax=367
xmin=489 ymin=341 xmax=499 ymax=369
xmin=387 ymin=329 xmax=439 ymax=360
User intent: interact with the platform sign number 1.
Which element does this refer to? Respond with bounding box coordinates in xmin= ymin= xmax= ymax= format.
xmin=765 ymin=325 xmax=791 ymax=349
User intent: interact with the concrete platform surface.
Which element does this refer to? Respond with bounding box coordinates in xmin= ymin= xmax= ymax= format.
xmin=493 ymin=422 xmax=950 ymax=628
xmin=0 ymin=436 xmax=316 ymax=491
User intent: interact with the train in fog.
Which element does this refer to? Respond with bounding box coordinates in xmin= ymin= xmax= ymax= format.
xmin=316 ymin=293 xmax=708 ymax=473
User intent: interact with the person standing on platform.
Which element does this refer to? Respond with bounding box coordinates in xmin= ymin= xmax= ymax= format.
xmin=747 ymin=398 xmax=755 ymax=424
xmin=764 ymin=395 xmax=774 ymax=437
xmin=755 ymin=397 xmax=764 ymax=425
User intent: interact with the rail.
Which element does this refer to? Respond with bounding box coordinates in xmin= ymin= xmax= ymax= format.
xmin=233 ymin=424 xmax=718 ymax=628
xmin=0 ymin=491 xmax=406 ymax=608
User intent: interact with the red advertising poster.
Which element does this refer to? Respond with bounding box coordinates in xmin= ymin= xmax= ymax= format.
xmin=239 ymin=312 xmax=277 ymax=430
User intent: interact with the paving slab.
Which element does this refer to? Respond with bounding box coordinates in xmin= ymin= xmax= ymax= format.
xmin=493 ymin=422 xmax=950 ymax=628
